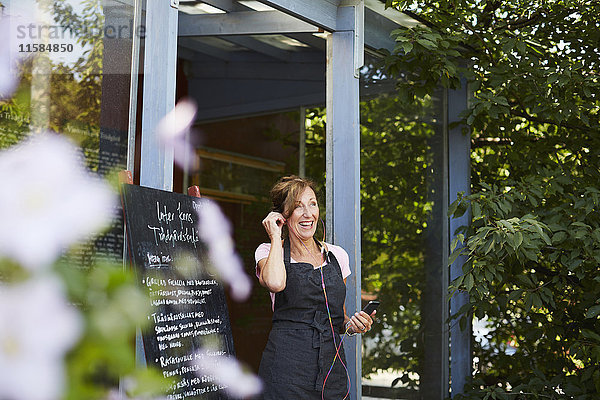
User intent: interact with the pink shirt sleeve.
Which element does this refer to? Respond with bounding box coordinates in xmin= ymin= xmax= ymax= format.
xmin=254 ymin=242 xmax=271 ymax=278
xmin=326 ymin=243 xmax=351 ymax=280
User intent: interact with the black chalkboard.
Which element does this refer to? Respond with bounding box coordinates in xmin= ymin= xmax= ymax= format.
xmin=121 ymin=184 xmax=235 ymax=400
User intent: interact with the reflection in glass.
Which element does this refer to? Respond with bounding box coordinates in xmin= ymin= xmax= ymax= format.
xmin=359 ymin=57 xmax=445 ymax=398
xmin=1 ymin=0 xmax=141 ymax=174
xmin=1 ymin=0 xmax=143 ymax=261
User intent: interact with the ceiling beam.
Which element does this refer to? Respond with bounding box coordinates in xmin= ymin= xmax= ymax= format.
xmin=198 ymin=0 xmax=253 ymax=12
xmin=219 ymin=36 xmax=292 ymax=61
xmin=285 ymin=33 xmax=327 ymax=51
xmin=178 ymin=10 xmax=319 ymax=36
xmin=186 ymin=61 xmax=324 ymax=81
xmin=258 ymin=0 xmax=339 ymax=32
xmin=178 ymin=37 xmax=232 ymax=61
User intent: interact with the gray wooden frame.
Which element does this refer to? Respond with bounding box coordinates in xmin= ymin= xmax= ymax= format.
xmin=326 ymin=21 xmax=363 ymax=400
xmin=449 ymin=78 xmax=472 ymax=397
xmin=139 ymin=1 xmax=179 ymax=191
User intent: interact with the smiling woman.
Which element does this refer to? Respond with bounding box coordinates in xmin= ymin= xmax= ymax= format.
xmin=254 ymin=175 xmax=376 ymax=399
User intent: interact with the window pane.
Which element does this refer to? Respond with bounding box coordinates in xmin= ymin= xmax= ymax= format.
xmin=360 ymin=57 xmax=446 ymax=398
xmin=1 ymin=0 xmax=143 ymax=260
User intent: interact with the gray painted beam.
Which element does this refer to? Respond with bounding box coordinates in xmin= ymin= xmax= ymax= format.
xmin=259 ymin=0 xmax=339 ymax=32
xmin=179 ymin=37 xmax=233 ymax=61
xmin=200 ymin=0 xmax=252 ymax=12
xmin=421 ymin=88 xmax=450 ymax=399
xmin=178 ymin=10 xmax=319 ymax=36
xmin=219 ymin=36 xmax=292 ymax=61
xmin=177 ymin=46 xmax=202 ymax=61
xmin=189 ymin=77 xmax=325 ymax=120
xmin=140 ymin=1 xmax=177 ymax=191
xmin=326 ymin=30 xmax=362 ymax=400
xmin=449 ymin=78 xmax=471 ymax=398
xmin=186 ymin=61 xmax=325 ymax=81
xmin=286 ymin=33 xmax=327 ymax=51
xmin=194 ymin=92 xmax=325 ymax=121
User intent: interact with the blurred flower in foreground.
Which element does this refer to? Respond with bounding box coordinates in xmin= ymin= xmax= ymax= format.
xmin=0 ymin=16 xmax=19 ymax=99
xmin=194 ymin=349 xmax=262 ymax=399
xmin=196 ymin=200 xmax=252 ymax=301
xmin=156 ymin=98 xmax=199 ymax=171
xmin=105 ymin=387 xmax=167 ymax=400
xmin=0 ymin=278 xmax=82 ymax=400
xmin=0 ymin=133 xmax=116 ymax=269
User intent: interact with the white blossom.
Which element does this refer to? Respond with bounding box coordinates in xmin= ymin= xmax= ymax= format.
xmin=196 ymin=200 xmax=252 ymax=301
xmin=156 ymin=99 xmax=199 ymax=171
xmin=0 ymin=16 xmax=20 ymax=99
xmin=194 ymin=350 xmax=262 ymax=399
xmin=105 ymin=386 xmax=167 ymax=400
xmin=0 ymin=11 xmax=36 ymax=100
xmin=0 ymin=278 xmax=82 ymax=400
xmin=0 ymin=133 xmax=116 ymax=269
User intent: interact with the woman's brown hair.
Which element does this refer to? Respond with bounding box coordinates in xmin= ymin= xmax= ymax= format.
xmin=270 ymin=175 xmax=319 ymax=218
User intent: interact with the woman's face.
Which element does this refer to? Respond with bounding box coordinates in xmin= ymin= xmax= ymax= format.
xmin=286 ymin=186 xmax=319 ymax=242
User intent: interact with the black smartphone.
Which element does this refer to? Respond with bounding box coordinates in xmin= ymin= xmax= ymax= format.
xmin=362 ymin=300 xmax=380 ymax=315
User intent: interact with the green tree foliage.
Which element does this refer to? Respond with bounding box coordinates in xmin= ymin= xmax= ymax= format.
xmin=1 ymin=0 xmax=103 ymax=162
xmin=359 ymin=87 xmax=441 ymax=388
xmin=382 ymin=0 xmax=600 ymax=397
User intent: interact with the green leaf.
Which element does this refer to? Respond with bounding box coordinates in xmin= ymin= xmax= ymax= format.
xmin=472 ymin=202 xmax=482 ymax=219
xmin=514 ymin=231 xmax=523 ymax=248
xmin=524 ymin=293 xmax=533 ymax=312
xmin=464 ymin=273 xmax=474 ymax=291
xmin=522 ymin=249 xmax=538 ymax=261
xmin=552 ymin=231 xmax=567 ymax=244
xmin=581 ymin=329 xmax=600 ymax=342
xmin=449 ymin=248 xmax=464 ymax=265
xmin=448 ymin=198 xmax=460 ymax=217
xmin=416 ymin=38 xmax=436 ymax=49
xmin=495 ymin=96 xmax=509 ymax=106
xmin=498 ymin=220 xmax=515 ymax=232
xmin=484 ymin=239 xmax=495 ymax=254
xmin=585 ymin=304 xmax=600 ymax=319
xmin=508 ymin=289 xmax=523 ymax=302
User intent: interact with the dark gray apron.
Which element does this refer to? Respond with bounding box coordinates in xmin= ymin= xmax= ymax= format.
xmin=258 ymin=238 xmax=349 ymax=399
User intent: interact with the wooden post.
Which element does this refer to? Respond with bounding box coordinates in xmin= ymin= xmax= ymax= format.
xmin=326 ymin=3 xmax=363 ymax=397
xmin=187 ymin=185 xmax=202 ymax=198
xmin=119 ymin=170 xmax=134 ymax=185
xmin=449 ymin=78 xmax=471 ymax=397
xmin=139 ymin=0 xmax=178 ymax=191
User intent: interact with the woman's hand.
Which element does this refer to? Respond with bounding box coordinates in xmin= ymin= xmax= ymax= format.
xmin=346 ymin=310 xmax=376 ymax=335
xmin=262 ymin=211 xmax=286 ymax=241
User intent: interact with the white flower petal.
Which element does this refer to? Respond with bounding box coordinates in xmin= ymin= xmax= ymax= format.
xmin=196 ymin=200 xmax=252 ymax=301
xmin=0 ymin=17 xmax=18 ymax=99
xmin=0 ymin=13 xmax=35 ymax=99
xmin=194 ymin=351 xmax=262 ymax=399
xmin=156 ymin=99 xmax=198 ymax=171
xmin=0 ymin=133 xmax=116 ymax=269
xmin=156 ymin=99 xmax=197 ymax=141
xmin=0 ymin=278 xmax=82 ymax=400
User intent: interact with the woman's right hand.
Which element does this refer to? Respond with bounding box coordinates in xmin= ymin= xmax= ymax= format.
xmin=262 ymin=211 xmax=286 ymax=240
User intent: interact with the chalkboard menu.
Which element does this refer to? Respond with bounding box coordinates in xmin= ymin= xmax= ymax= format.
xmin=121 ymin=184 xmax=235 ymax=399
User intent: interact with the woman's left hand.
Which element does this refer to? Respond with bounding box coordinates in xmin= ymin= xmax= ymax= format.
xmin=347 ymin=310 xmax=375 ymax=334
